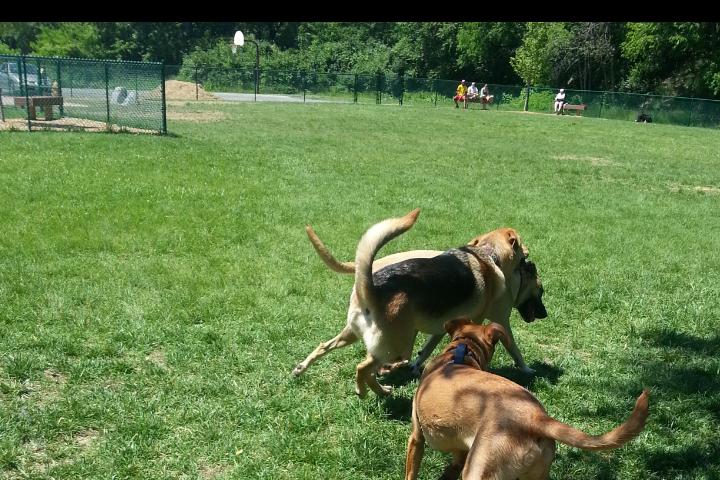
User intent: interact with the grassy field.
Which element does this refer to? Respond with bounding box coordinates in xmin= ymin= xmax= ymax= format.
xmin=1 ymin=102 xmax=719 ymax=479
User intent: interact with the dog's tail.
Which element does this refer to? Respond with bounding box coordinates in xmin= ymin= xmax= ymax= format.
xmin=306 ymin=225 xmax=356 ymax=274
xmin=355 ymin=209 xmax=420 ymax=311
xmin=532 ymin=389 xmax=649 ymax=451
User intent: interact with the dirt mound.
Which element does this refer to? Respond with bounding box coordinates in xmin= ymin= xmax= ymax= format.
xmin=163 ymin=80 xmax=217 ymax=101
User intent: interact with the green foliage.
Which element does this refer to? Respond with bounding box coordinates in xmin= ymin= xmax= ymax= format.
xmin=511 ymin=22 xmax=572 ymax=86
xmin=2 ymin=22 xmax=720 ymax=99
xmin=622 ymin=22 xmax=720 ymax=97
xmin=30 ymin=23 xmax=103 ymax=58
xmin=0 ymin=40 xmax=19 ymax=55
xmin=457 ymin=22 xmax=525 ymax=84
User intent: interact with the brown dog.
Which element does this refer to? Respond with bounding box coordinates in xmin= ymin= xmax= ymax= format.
xmin=292 ymin=211 xmax=546 ymax=384
xmin=406 ymin=319 xmax=650 ymax=479
xmin=294 ymin=209 xmax=546 ymax=397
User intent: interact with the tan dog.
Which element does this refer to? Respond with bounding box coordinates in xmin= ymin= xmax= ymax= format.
xmin=292 ymin=211 xmax=546 ymax=383
xmin=406 ymin=318 xmax=650 ymax=479
xmin=293 ymin=209 xmax=546 ymax=397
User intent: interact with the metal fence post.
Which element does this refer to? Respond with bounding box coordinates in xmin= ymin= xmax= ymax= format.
xmin=523 ymin=85 xmax=530 ymax=112
xmin=0 ymin=88 xmax=4 ymax=122
xmin=161 ymin=63 xmax=167 ymax=135
xmin=254 ymin=67 xmax=258 ymax=102
xmin=104 ymin=62 xmax=111 ymax=129
xmin=195 ymin=65 xmax=199 ymax=101
xmin=354 ymin=74 xmax=358 ymax=104
xmin=688 ymin=98 xmax=694 ymax=126
xmin=56 ymin=59 xmax=64 ymax=117
xmin=598 ymin=92 xmax=605 ymax=118
xmin=399 ymin=74 xmax=404 ymax=106
xmin=433 ymin=80 xmax=437 ymax=107
xmin=376 ymin=73 xmax=382 ymax=105
xmin=302 ymin=72 xmax=306 ymax=103
xmin=22 ymin=56 xmax=31 ymax=131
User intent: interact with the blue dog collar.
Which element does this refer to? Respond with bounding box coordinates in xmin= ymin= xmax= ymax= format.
xmin=453 ymin=343 xmax=468 ymax=364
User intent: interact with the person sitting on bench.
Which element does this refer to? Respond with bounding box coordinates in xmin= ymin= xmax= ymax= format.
xmin=453 ymin=79 xmax=467 ymax=108
xmin=554 ymin=88 xmax=566 ymax=114
xmin=466 ymin=82 xmax=479 ymax=105
xmin=479 ymin=84 xmax=494 ymax=109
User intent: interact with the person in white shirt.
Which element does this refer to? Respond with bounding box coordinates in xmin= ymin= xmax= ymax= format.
xmin=467 ymin=82 xmax=479 ymax=99
xmin=554 ymin=88 xmax=566 ymax=114
xmin=479 ymin=84 xmax=493 ymax=109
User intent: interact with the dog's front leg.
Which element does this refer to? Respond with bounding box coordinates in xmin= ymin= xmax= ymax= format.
xmin=409 ymin=333 xmax=444 ymax=375
xmin=497 ymin=320 xmax=535 ymax=375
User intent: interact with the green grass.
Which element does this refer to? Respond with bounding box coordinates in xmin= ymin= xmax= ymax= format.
xmin=1 ymin=103 xmax=720 ymax=479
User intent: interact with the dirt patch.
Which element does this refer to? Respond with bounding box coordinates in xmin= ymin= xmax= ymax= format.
xmin=167 ymin=110 xmax=230 ymax=123
xmin=75 ymin=429 xmax=100 ymax=448
xmin=199 ymin=463 xmax=230 ymax=479
xmin=552 ymin=154 xmax=620 ymax=167
xmin=1 ymin=117 xmax=157 ymax=134
xmin=44 ymin=369 xmax=67 ymax=385
xmin=163 ymin=80 xmax=218 ymax=101
xmin=694 ymin=185 xmax=720 ymax=195
xmin=669 ymin=183 xmax=720 ymax=195
xmin=146 ymin=349 xmax=167 ymax=369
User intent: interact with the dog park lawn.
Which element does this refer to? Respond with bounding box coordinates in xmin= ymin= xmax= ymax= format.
xmin=1 ymin=102 xmax=719 ymax=479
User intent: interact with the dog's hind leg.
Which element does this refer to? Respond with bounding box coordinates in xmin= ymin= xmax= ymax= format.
xmin=292 ymin=325 xmax=358 ymax=376
xmin=355 ymin=354 xmax=392 ymax=397
xmin=404 ymin=397 xmax=425 ymax=480
xmin=409 ymin=333 xmax=444 ymax=375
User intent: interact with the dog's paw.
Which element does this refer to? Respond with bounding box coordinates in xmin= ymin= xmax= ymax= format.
xmin=378 ymin=384 xmax=394 ymax=396
xmin=292 ymin=364 xmax=306 ymax=377
xmin=355 ymin=383 xmax=368 ymax=398
xmin=519 ymin=365 xmax=536 ymax=375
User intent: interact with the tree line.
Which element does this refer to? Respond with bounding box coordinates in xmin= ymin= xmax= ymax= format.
xmin=1 ymin=22 xmax=719 ymax=99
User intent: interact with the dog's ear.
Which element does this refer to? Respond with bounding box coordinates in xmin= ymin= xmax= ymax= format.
xmin=444 ymin=317 xmax=473 ymax=335
xmin=485 ymin=323 xmax=508 ymax=346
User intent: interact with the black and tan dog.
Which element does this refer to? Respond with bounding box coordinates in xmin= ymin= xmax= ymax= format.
xmin=406 ymin=318 xmax=650 ymax=480
xmin=293 ymin=209 xmax=547 ymax=397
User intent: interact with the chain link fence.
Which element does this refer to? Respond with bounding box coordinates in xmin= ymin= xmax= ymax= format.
xmin=165 ymin=64 xmax=720 ymax=129
xmin=0 ymin=55 xmax=166 ymax=134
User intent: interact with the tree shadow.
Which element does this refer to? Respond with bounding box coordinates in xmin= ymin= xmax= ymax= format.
xmin=489 ymin=361 xmax=564 ymax=390
xmin=637 ymin=327 xmax=720 ymax=396
xmin=642 ymin=438 xmax=720 ymax=477
xmin=640 ymin=327 xmax=720 ymax=357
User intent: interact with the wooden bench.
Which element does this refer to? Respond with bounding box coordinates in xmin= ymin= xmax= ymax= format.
xmin=465 ymin=95 xmax=494 ymax=109
xmin=13 ymin=96 xmax=64 ymax=120
xmin=562 ymin=103 xmax=586 ymax=116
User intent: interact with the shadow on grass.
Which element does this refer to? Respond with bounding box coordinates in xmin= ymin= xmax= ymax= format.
xmin=379 ymin=395 xmax=413 ymax=422
xmin=640 ymin=327 xmax=720 ymax=357
xmin=639 ymin=327 xmax=720 ymax=395
xmin=642 ymin=439 xmax=720 ymax=478
xmin=489 ymin=361 xmax=564 ymax=389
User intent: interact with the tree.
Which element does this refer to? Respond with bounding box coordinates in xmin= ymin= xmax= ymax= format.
xmin=0 ymin=40 xmax=19 ymax=55
xmin=560 ymin=23 xmax=625 ymax=91
xmin=456 ymin=22 xmax=525 ymax=84
xmin=510 ymin=22 xmax=572 ymax=86
xmin=30 ymin=23 xmax=103 ymax=58
xmin=622 ymin=22 xmax=720 ymax=98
